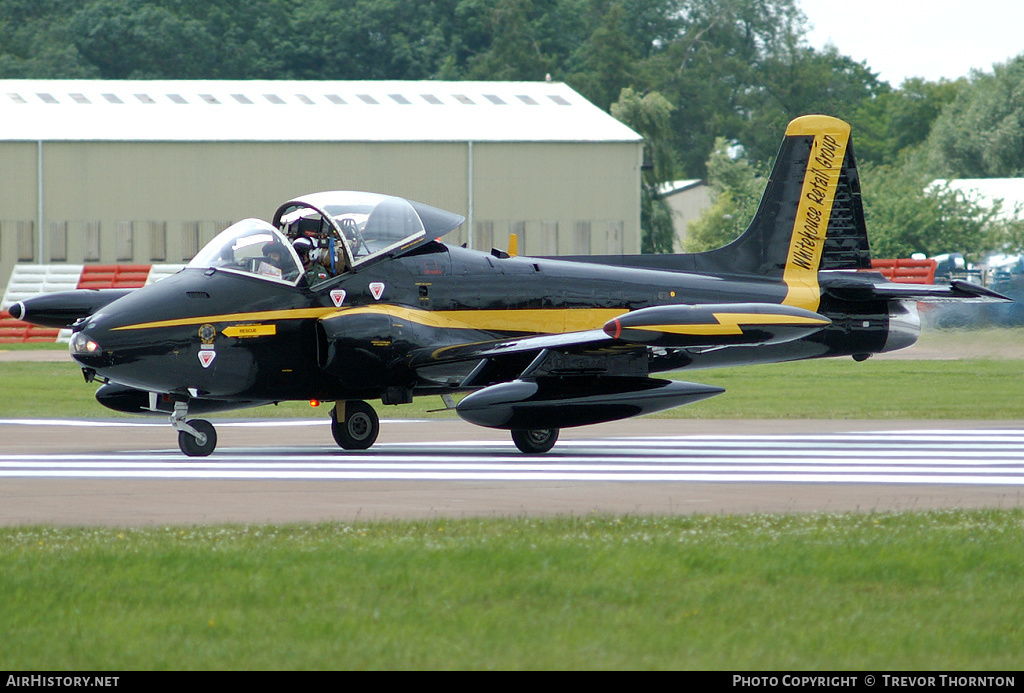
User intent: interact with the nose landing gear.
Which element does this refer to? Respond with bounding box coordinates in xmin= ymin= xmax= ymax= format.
xmin=171 ymin=401 xmax=218 ymax=457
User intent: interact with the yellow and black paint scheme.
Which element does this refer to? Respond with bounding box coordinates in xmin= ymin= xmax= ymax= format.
xmin=13 ymin=115 xmax=1006 ymax=455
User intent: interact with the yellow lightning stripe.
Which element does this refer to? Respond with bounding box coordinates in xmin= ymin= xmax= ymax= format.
xmin=625 ymin=312 xmax=830 ymax=336
xmin=782 ymin=115 xmax=851 ymax=311
xmin=324 ymin=305 xmax=626 ymax=334
xmin=111 ymin=307 xmax=337 ymax=331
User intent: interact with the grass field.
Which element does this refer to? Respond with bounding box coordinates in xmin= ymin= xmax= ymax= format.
xmin=2 ymin=511 xmax=1023 ymax=670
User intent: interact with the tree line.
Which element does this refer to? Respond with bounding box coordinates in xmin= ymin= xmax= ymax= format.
xmin=2 ymin=0 xmax=1023 ymax=257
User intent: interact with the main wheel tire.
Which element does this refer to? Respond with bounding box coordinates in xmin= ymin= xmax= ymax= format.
xmin=331 ymin=400 xmax=380 ymax=450
xmin=178 ymin=419 xmax=217 ymax=457
xmin=511 ymin=428 xmax=559 ymax=454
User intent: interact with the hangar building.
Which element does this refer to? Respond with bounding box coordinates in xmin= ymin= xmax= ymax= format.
xmin=0 ymin=79 xmax=643 ymax=288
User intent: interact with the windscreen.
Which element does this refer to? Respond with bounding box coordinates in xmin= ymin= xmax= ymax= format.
xmin=187 ymin=219 xmax=303 ymax=285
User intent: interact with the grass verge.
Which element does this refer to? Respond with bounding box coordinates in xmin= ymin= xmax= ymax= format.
xmin=2 ymin=511 xmax=1022 ymax=670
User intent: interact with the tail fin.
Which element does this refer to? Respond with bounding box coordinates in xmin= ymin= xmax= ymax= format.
xmin=696 ymin=115 xmax=870 ymax=274
xmin=567 ymin=115 xmax=871 ymax=309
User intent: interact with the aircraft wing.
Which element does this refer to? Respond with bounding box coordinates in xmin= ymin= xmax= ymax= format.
xmin=410 ymin=329 xmax=614 ymax=366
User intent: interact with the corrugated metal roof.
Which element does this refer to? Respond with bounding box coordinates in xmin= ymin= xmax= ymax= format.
xmin=0 ymin=79 xmax=641 ymax=143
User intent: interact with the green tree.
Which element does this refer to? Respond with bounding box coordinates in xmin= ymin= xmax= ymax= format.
xmin=684 ymin=137 xmax=765 ymax=251
xmin=860 ymin=153 xmax=1007 ymax=261
xmin=0 ymin=0 xmax=97 ymax=77
xmin=849 ymin=77 xmax=965 ymax=167
xmin=749 ymin=44 xmax=886 ymax=164
xmin=611 ymin=87 xmax=677 ymax=253
xmin=925 ymin=54 xmax=1024 ymax=178
xmin=635 ymin=0 xmax=823 ymax=177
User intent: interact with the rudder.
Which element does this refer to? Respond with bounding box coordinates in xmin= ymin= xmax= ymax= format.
xmin=694 ymin=115 xmax=871 ymax=280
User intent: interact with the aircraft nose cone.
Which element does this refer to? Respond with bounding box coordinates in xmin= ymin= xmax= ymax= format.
xmin=68 ymin=330 xmax=105 ymax=367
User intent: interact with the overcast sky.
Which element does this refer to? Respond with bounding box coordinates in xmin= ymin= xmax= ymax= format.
xmin=798 ymin=0 xmax=1024 ymax=86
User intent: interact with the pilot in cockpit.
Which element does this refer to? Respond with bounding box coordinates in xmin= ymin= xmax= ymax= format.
xmin=280 ymin=210 xmax=345 ymax=284
xmin=292 ymin=236 xmax=329 ymax=285
xmin=261 ymin=241 xmax=288 ymax=269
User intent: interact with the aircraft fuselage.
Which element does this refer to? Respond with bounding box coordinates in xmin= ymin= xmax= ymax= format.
xmin=71 ymin=241 xmax=893 ymax=409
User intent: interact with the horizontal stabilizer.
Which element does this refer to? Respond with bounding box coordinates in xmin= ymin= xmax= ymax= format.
xmin=602 ymin=303 xmax=830 ymax=348
xmin=824 ymin=277 xmax=1011 ymax=303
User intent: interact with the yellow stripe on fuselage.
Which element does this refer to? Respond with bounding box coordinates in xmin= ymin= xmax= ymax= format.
xmin=324 ymin=305 xmax=626 ymax=334
xmin=781 ymin=116 xmax=851 ymax=311
xmin=112 ymin=305 xmax=627 ymax=335
xmin=111 ymin=307 xmax=338 ymax=331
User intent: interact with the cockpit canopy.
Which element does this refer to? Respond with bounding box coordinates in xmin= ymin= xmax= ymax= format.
xmin=187 ymin=219 xmax=303 ymax=286
xmin=274 ymin=191 xmax=465 ymax=282
xmin=187 ymin=192 xmax=465 ymax=287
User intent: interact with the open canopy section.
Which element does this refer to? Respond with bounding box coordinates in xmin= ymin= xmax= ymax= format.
xmin=187 ymin=219 xmax=303 ymax=286
xmin=273 ymin=191 xmax=465 ymax=281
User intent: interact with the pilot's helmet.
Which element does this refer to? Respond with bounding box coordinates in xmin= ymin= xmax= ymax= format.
xmin=262 ymin=241 xmax=288 ymax=259
xmin=292 ymin=236 xmax=314 ymax=261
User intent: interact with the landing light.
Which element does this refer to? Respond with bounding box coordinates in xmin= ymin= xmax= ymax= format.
xmin=70 ymin=332 xmax=100 ymax=354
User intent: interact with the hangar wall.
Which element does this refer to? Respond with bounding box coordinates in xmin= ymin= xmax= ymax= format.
xmin=0 ymin=80 xmax=642 ymax=287
xmin=0 ymin=139 xmax=641 ymax=284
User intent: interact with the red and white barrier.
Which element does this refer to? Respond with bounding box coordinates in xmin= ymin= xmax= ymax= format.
xmin=0 ymin=264 xmax=184 ymax=343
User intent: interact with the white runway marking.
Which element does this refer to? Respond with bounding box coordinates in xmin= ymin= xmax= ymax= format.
xmin=2 ymin=426 xmax=1024 ymax=484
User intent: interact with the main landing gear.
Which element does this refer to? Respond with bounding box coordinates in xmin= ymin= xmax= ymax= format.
xmin=328 ymin=399 xmax=558 ymax=454
xmin=331 ymin=400 xmax=380 ymax=450
xmin=511 ymin=428 xmax=559 ymax=454
xmin=171 ymin=402 xmax=217 ymax=457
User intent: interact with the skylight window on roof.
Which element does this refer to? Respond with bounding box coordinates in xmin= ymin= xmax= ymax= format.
xmin=453 ymin=94 xmax=475 ymax=105
xmin=358 ymin=94 xmax=378 ymax=104
xmin=7 ymin=93 xmax=26 ymax=104
xmin=167 ymin=94 xmax=188 ymax=104
xmin=296 ymin=94 xmax=314 ymax=104
xmin=200 ymin=94 xmax=221 ymax=105
xmin=70 ymin=93 xmax=91 ymax=104
xmin=102 ymin=93 xmax=123 ymax=104
xmin=389 ymin=94 xmax=411 ymax=105
xmin=516 ymin=95 xmax=538 ymax=105
xmin=231 ymin=94 xmax=253 ymax=104
xmin=325 ymin=94 xmax=346 ymax=105
xmin=37 ymin=93 xmax=59 ymax=104
xmin=421 ymin=94 xmax=442 ymax=105
xmin=484 ymin=94 xmax=506 ymax=105
xmin=548 ymin=95 xmax=571 ymax=106
xmin=264 ymin=94 xmax=285 ymax=104
xmin=135 ymin=94 xmax=156 ymax=104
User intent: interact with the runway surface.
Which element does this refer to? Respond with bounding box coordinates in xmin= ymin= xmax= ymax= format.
xmin=2 ymin=418 xmax=1023 ymax=525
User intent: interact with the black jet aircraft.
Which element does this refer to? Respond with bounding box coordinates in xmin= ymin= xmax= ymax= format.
xmin=11 ymin=115 xmax=1006 ymax=456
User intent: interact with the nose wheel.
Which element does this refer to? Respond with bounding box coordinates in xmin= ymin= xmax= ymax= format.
xmin=331 ymin=400 xmax=380 ymax=450
xmin=177 ymin=419 xmax=217 ymax=457
xmin=170 ymin=401 xmax=218 ymax=457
